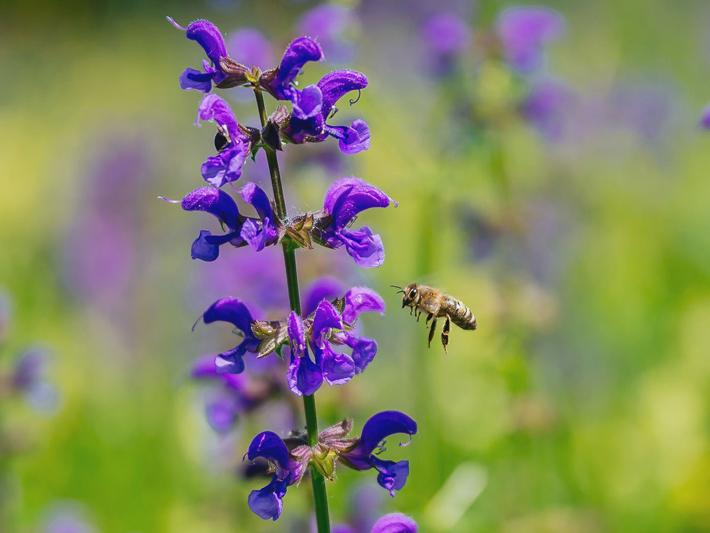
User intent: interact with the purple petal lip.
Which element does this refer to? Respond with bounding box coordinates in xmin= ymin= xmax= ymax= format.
xmin=185 ymin=19 xmax=228 ymax=67
xmin=203 ymin=297 xmax=254 ymax=334
xmin=323 ymin=177 xmax=391 ymax=228
xmin=317 ymin=70 xmax=368 ymax=117
xmin=341 ymin=286 xmax=385 ymax=324
xmin=311 ymin=300 xmax=343 ymax=341
xmin=342 ymin=410 xmax=418 ymax=469
xmin=181 ymin=186 xmax=241 ymax=229
xmin=265 ymin=36 xmax=324 ymax=100
xmin=248 ymin=431 xmax=291 ymax=471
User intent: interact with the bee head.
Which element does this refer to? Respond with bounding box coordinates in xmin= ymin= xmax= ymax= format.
xmin=402 ymin=283 xmax=419 ymax=307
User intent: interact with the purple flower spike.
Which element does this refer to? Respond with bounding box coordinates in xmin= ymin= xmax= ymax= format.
xmin=284 ymin=70 xmax=370 ymax=154
xmin=340 ymin=411 xmax=417 ymax=496
xmin=181 ymin=186 xmax=245 ymax=261
xmin=240 ymin=183 xmax=279 ymax=251
xmin=202 ymin=297 xmax=259 ymax=374
xmin=263 ymin=37 xmax=324 ymax=100
xmin=496 ymin=7 xmax=565 ymax=73
xmin=169 ymin=17 xmax=228 ymax=91
xmin=246 ymin=431 xmax=303 ymax=521
xmin=319 ymin=178 xmax=393 ymax=267
xmin=371 ymin=513 xmax=418 ymax=532
xmin=700 ymin=104 xmax=710 ymax=129
xmin=197 ymin=94 xmax=252 ymax=187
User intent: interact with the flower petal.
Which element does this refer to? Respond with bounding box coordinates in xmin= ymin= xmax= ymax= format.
xmin=248 ymin=477 xmax=287 ymax=521
xmin=337 ymin=119 xmax=371 ymax=155
xmin=248 ymin=431 xmax=291 ymax=470
xmin=343 ymin=334 xmax=378 ymax=373
xmin=371 ymin=513 xmax=418 ymax=532
xmin=197 ymin=93 xmax=239 ymax=140
xmin=311 ymin=300 xmax=343 ymax=341
xmin=287 ymin=351 xmax=323 ymax=396
xmin=191 ymin=230 xmax=237 ymax=262
xmin=342 ymin=287 xmax=385 ymax=324
xmin=240 ymin=182 xmax=276 ymax=222
xmin=292 ymin=85 xmax=323 ymax=120
xmin=338 ymin=227 xmax=385 ymax=268
xmin=320 ymin=344 xmax=356 ymax=385
xmin=205 ymin=393 xmax=239 ymax=433
xmin=215 ymin=346 xmax=247 ymax=374
xmin=181 ymin=187 xmax=240 ymax=229
xmin=323 ymin=178 xmax=391 ymax=229
xmin=371 ymin=457 xmax=410 ymax=496
xmin=179 ymin=67 xmax=215 ymax=92
xmin=185 ymin=19 xmax=228 ymax=68
xmin=317 ymin=70 xmax=368 ymax=117
xmin=359 ymin=411 xmax=418 ymax=458
xmin=202 ymin=297 xmax=254 ymax=334
xmin=287 ymin=311 xmax=306 ymax=357
xmin=265 ymin=36 xmax=324 ymax=100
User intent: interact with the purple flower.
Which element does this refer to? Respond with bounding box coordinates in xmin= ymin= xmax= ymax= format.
xmin=262 ymin=36 xmax=325 ymax=101
xmin=227 ymin=28 xmax=275 ymax=69
xmin=283 ymin=70 xmax=371 ymax=154
xmin=521 ymin=78 xmax=571 ymax=140
xmin=302 ymin=277 xmax=344 ymax=317
xmin=371 ymin=513 xmax=418 ymax=532
xmin=0 ymin=290 xmax=10 ymax=344
xmin=181 ymin=181 xmax=278 ymax=261
xmin=196 ymin=94 xmax=251 ymax=187
xmin=191 ymin=355 xmax=275 ymax=433
xmin=496 ymin=7 xmax=565 ymax=73
xmin=298 ymin=4 xmax=356 ymax=62
xmin=339 ymin=411 xmax=417 ymax=496
xmin=201 ymin=297 xmax=260 ymax=374
xmin=287 ymin=287 xmax=385 ymax=396
xmin=317 ymin=178 xmax=393 ymax=267
xmin=245 ymin=431 xmax=305 ymax=520
xmin=422 ymin=13 xmax=472 ymax=75
xmin=11 ymin=348 xmax=58 ymax=412
xmin=701 ymin=104 xmax=710 ymax=129
xmin=169 ymin=17 xmax=229 ymax=92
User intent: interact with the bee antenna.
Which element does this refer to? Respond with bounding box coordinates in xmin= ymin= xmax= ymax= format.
xmin=390 ymin=284 xmax=405 ymax=294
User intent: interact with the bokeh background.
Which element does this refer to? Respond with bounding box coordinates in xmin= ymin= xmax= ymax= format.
xmin=2 ymin=0 xmax=710 ymax=531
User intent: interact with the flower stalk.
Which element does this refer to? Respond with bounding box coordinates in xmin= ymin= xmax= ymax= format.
xmin=254 ymin=88 xmax=331 ymax=533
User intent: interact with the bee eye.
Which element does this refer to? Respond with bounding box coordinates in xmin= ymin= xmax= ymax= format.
xmin=214 ymin=131 xmax=229 ymax=151
xmin=410 ymin=288 xmax=417 ymax=299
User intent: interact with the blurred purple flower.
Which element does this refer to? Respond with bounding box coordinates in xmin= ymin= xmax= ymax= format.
xmin=421 ymin=13 xmax=472 ymax=75
xmin=11 ymin=347 xmax=59 ymax=412
xmin=227 ymin=28 xmax=275 ymax=69
xmin=41 ymin=502 xmax=96 ymax=533
xmin=298 ymin=4 xmax=357 ymax=62
xmin=0 ymin=290 xmax=10 ymax=344
xmin=521 ymin=78 xmax=571 ymax=140
xmin=287 ymin=287 xmax=385 ymax=396
xmin=701 ymin=104 xmax=710 ymax=129
xmin=169 ymin=17 xmax=229 ymax=92
xmin=196 ymin=93 xmax=252 ymax=187
xmin=496 ymin=7 xmax=565 ymax=73
xmin=339 ymin=411 xmax=417 ymax=496
xmin=191 ymin=354 xmax=281 ymax=433
xmin=371 ymin=513 xmax=418 ymax=532
xmin=302 ymin=276 xmax=344 ymax=317
xmin=245 ymin=431 xmax=306 ymax=520
xmin=607 ymin=80 xmax=676 ymax=145
xmin=316 ymin=178 xmax=394 ymax=267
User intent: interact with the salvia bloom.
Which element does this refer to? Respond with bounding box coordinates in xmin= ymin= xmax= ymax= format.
xmin=287 ymin=286 xmax=385 ymax=396
xmin=181 ymin=176 xmax=392 ymax=266
xmin=196 ymin=93 xmax=251 ymax=187
xmin=496 ymin=6 xmax=565 ymax=73
xmin=199 ymin=287 xmax=384 ymax=395
xmin=245 ymin=411 xmax=417 ymax=520
xmin=169 ymin=18 xmax=230 ymax=92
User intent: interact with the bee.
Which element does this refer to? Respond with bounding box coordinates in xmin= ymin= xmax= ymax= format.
xmin=393 ymin=283 xmax=477 ymax=352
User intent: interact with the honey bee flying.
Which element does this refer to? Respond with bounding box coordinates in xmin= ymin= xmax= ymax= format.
xmin=393 ymin=283 xmax=477 ymax=352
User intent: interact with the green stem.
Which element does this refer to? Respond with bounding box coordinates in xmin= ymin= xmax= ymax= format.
xmin=254 ymin=89 xmax=331 ymax=533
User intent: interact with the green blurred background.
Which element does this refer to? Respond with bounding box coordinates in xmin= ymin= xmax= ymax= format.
xmin=2 ymin=0 xmax=710 ymax=531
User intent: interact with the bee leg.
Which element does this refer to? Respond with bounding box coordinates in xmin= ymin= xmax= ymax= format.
xmin=441 ymin=315 xmax=450 ymax=354
xmin=426 ymin=313 xmax=433 ymax=324
xmin=416 ymin=309 xmax=422 ymax=322
xmin=428 ymin=318 xmax=437 ymax=348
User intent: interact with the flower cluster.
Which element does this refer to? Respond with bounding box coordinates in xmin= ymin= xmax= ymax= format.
xmin=245 ymin=411 xmax=417 ymax=520
xmin=169 ymin=14 xmax=417 ymax=529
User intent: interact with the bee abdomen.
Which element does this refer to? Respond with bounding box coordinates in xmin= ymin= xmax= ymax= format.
xmin=444 ymin=296 xmax=477 ymax=330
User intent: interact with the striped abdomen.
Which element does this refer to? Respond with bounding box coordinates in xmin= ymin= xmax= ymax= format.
xmin=442 ymin=295 xmax=477 ymax=330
